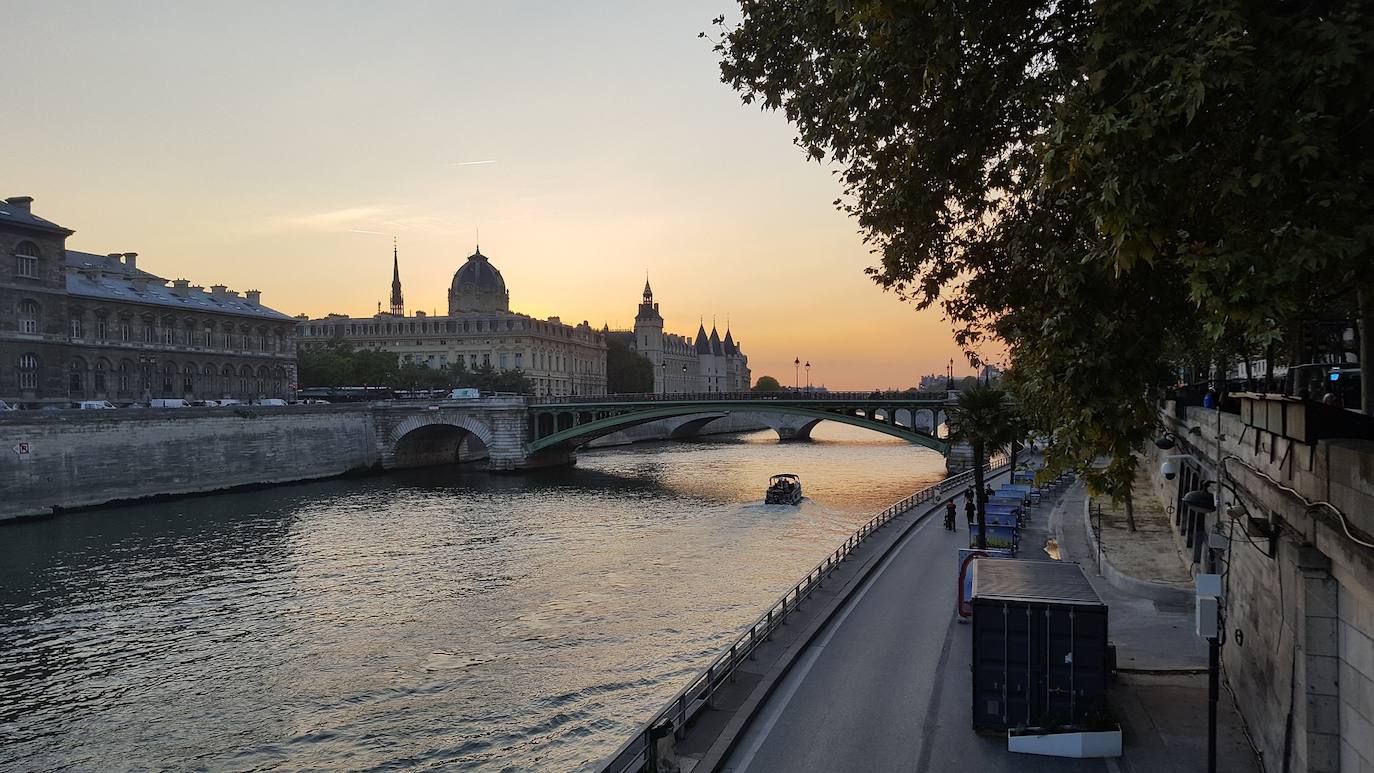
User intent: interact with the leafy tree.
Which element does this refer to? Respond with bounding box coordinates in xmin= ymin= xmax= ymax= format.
xmin=946 ymin=384 xmax=1019 ymax=549
xmin=714 ymin=1 xmax=1374 ymax=513
xmin=606 ymin=338 xmax=654 ymax=394
xmin=297 ymin=338 xmax=354 ymax=389
xmin=396 ymin=363 xmax=454 ymax=391
xmin=351 ymin=349 xmax=398 ymax=388
xmin=753 ymin=375 xmax=782 ymax=392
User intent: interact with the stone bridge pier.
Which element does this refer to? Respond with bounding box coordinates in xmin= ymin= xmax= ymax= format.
xmin=369 ymin=399 xmax=572 ymax=472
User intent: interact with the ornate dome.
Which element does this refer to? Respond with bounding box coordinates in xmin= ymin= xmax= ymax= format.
xmin=448 ymin=248 xmax=509 ymax=314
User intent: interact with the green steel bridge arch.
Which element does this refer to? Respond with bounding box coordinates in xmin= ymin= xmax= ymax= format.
xmin=525 ymin=396 xmax=951 ymax=456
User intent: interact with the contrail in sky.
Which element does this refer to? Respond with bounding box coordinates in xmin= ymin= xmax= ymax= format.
xmin=448 ymin=159 xmax=497 ymax=167
xmin=347 ymin=228 xmax=387 ymax=235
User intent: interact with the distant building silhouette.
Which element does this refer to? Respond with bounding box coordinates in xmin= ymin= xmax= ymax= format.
xmin=607 ymin=277 xmax=750 ymax=393
xmin=298 ymin=245 xmax=606 ymax=396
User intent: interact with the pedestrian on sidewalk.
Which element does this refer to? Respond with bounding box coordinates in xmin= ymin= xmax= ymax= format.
xmin=964 ymin=496 xmax=976 ymax=527
xmin=944 ymin=500 xmax=957 ymax=531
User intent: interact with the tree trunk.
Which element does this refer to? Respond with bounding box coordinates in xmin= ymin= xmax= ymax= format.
xmin=1008 ymin=442 xmax=1020 ymax=484
xmin=973 ymin=442 xmax=987 ymax=550
xmin=1359 ymin=284 xmax=1372 ymax=415
xmin=1124 ymin=490 xmax=1137 ymax=533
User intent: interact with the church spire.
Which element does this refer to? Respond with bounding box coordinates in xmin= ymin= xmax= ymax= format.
xmin=389 ymin=237 xmax=405 ymax=316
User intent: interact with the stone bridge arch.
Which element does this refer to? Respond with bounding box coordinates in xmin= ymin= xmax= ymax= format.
xmin=386 ymin=413 xmax=497 ymax=469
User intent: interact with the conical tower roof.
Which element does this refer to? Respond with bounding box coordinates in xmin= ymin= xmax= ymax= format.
xmin=709 ymin=325 xmax=723 ymax=355
xmin=723 ymin=327 xmax=736 ymax=355
xmin=695 ymin=321 xmax=712 ymax=354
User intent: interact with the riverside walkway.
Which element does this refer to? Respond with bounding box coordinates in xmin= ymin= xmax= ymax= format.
xmin=712 ymin=469 xmax=1104 ymax=773
xmin=704 ymin=472 xmax=1259 ymax=773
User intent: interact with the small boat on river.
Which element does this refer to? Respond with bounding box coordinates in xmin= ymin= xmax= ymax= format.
xmin=765 ymin=473 xmax=803 ymax=505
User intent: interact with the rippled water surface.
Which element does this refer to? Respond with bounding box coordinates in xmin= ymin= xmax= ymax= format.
xmin=0 ymin=424 xmax=945 ymax=771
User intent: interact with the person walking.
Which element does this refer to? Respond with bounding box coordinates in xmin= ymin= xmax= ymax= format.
xmin=944 ymin=500 xmax=957 ymax=531
xmin=964 ymin=496 xmax=976 ymax=528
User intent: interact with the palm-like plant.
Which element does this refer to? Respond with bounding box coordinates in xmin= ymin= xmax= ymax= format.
xmin=947 ymin=384 xmax=1019 ymax=549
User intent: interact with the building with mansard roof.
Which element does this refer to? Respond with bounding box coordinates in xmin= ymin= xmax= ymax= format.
xmin=615 ymin=278 xmax=750 ymax=394
xmin=1 ymin=195 xmax=298 ymax=406
xmin=296 ymin=246 xmax=607 ymax=396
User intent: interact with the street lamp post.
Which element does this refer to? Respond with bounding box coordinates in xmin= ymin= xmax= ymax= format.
xmin=794 ymin=357 xmax=800 ymax=391
xmin=660 ymin=361 xmax=666 ymax=396
xmin=805 ymin=361 xmax=811 ymax=393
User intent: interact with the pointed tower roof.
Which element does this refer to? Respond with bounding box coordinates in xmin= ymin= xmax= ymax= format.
xmin=695 ymin=320 xmax=712 ymax=354
xmin=709 ymin=325 xmax=723 ymax=355
xmin=723 ymin=326 xmax=736 ymax=355
xmin=389 ymin=238 xmax=404 ymax=316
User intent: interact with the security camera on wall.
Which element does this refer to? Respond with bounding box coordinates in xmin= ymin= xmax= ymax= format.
xmin=1161 ymin=460 xmax=1178 ymax=480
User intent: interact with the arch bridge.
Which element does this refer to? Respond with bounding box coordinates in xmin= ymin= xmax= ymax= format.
xmin=525 ymin=391 xmax=952 ymax=458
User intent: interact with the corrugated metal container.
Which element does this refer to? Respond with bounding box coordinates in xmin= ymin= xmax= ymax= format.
xmin=971 ymin=559 xmax=1109 ymax=732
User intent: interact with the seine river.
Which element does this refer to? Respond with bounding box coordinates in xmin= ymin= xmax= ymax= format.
xmin=0 ymin=424 xmax=945 ymax=772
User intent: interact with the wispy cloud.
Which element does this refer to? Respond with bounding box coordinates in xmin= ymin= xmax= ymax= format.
xmin=447 ymin=159 xmax=497 ymax=167
xmin=268 ymin=205 xmax=463 ymax=236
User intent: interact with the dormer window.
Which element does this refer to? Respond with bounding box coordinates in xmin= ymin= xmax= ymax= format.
xmin=15 ymin=241 xmax=39 ymax=278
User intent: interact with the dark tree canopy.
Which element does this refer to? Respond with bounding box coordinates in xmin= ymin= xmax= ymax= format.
xmin=753 ymin=375 xmax=783 ymax=392
xmin=607 ymin=339 xmax=655 ymax=394
xmin=718 ymin=0 xmax=1374 ymax=494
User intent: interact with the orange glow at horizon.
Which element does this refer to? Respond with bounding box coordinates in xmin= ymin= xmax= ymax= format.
xmin=0 ymin=2 xmax=993 ymax=389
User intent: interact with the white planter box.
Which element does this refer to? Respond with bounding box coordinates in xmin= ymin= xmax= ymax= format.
xmin=1007 ymin=728 xmax=1122 ymax=758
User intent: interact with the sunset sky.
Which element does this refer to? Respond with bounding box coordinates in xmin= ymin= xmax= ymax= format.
xmin=1 ymin=1 xmax=993 ymax=389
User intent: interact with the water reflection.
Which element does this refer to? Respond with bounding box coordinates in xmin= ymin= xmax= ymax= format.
xmin=0 ymin=423 xmax=944 ymax=771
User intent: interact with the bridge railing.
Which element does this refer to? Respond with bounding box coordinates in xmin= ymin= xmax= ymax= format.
xmin=598 ymin=453 xmax=1010 ymax=773
xmin=530 ymin=390 xmax=951 ymax=406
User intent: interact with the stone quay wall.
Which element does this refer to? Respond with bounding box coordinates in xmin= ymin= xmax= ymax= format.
xmin=0 ymin=405 xmax=382 ymax=522
xmin=1144 ymin=404 xmax=1374 ymax=773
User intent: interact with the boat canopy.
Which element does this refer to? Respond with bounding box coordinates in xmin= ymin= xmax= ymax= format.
xmin=770 ymin=474 xmax=800 ymax=482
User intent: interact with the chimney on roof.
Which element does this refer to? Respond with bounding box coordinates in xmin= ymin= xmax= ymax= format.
xmin=5 ymin=196 xmax=33 ymax=213
xmin=106 ymin=252 xmax=123 ymax=264
xmin=211 ymin=284 xmax=227 ymax=299
xmin=245 ymin=289 xmax=261 ymax=305
xmin=172 ymin=279 xmax=190 ymax=297
xmin=123 ymin=252 xmax=138 ymax=270
xmin=226 ymin=290 xmax=240 ymax=298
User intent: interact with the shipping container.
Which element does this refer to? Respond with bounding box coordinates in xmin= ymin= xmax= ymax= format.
xmin=971 ymin=559 xmax=1109 ymax=732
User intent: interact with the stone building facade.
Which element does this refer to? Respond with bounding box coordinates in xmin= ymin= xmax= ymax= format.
xmin=297 ymin=247 xmax=607 ymax=397
xmin=623 ymin=278 xmax=750 ymax=393
xmin=1 ymin=196 xmax=298 ymax=406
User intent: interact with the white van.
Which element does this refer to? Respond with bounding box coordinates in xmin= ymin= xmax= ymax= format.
xmin=149 ymin=398 xmax=190 ymax=408
xmin=448 ymin=388 xmax=481 ymax=400
xmin=78 ymin=400 xmax=116 ymax=410
xmin=253 ymin=398 xmax=287 ymax=406
xmin=216 ymin=399 xmax=242 ymax=407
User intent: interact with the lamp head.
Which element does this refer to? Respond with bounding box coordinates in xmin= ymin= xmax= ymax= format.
xmin=1154 ymin=433 xmax=1177 ymax=450
xmin=1183 ymin=489 xmax=1217 ymax=511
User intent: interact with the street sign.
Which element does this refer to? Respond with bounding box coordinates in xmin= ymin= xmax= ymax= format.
xmin=13 ymin=441 xmax=31 ymax=461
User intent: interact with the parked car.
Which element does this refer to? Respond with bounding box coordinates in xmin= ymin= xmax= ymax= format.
xmin=252 ymin=398 xmax=287 ymax=406
xmin=215 ymin=399 xmax=243 ymax=407
xmin=448 ymin=388 xmax=481 ymax=400
xmin=0 ymin=400 xmax=15 ymax=411
xmin=77 ymin=400 xmax=117 ymax=410
xmin=149 ymin=398 xmax=191 ymax=409
xmin=189 ymin=400 xmax=220 ymax=407
xmin=303 ymin=398 xmax=331 ymax=404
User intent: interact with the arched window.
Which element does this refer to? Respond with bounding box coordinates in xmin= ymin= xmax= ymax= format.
xmin=15 ymin=241 xmax=39 ymax=278
xmin=204 ymin=364 xmax=217 ymax=395
xmin=17 ymin=300 xmax=39 ymax=334
xmin=17 ymin=353 xmax=39 ymax=391
xmin=239 ymin=365 xmax=253 ymax=396
xmin=272 ymin=367 xmax=285 ymax=397
xmin=69 ymin=315 xmax=83 ymax=339
xmin=68 ymin=359 xmax=85 ymax=394
xmin=93 ymin=360 xmax=108 ymax=393
xmin=118 ymin=361 xmax=132 ymax=393
xmin=255 ymin=365 xmax=268 ymax=397
xmin=183 ymin=363 xmax=195 ymax=394
xmin=161 ymin=362 xmax=176 ymax=394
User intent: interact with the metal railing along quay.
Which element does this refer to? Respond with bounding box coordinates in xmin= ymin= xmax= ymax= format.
xmin=529 ymin=390 xmax=952 ymax=406
xmin=599 ymin=455 xmax=1010 ymax=773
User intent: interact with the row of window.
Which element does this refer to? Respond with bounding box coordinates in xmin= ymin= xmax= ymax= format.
xmin=307 ymin=318 xmax=599 ymax=341
xmin=15 ymin=353 xmax=289 ymax=397
xmin=14 ymin=241 xmax=40 ymax=279
xmin=16 ymin=300 xmax=290 ymax=352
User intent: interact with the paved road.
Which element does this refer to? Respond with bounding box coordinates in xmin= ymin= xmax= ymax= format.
xmin=719 ymin=486 xmax=1109 ymax=773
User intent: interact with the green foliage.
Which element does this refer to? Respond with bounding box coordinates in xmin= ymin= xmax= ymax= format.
xmin=716 ymin=0 xmax=1374 ymax=491
xmin=607 ymin=338 xmax=654 ymax=394
xmin=946 ymin=384 xmax=1021 ymax=548
xmin=753 ymin=375 xmax=783 ymax=392
xmin=297 ymin=338 xmax=530 ymax=394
